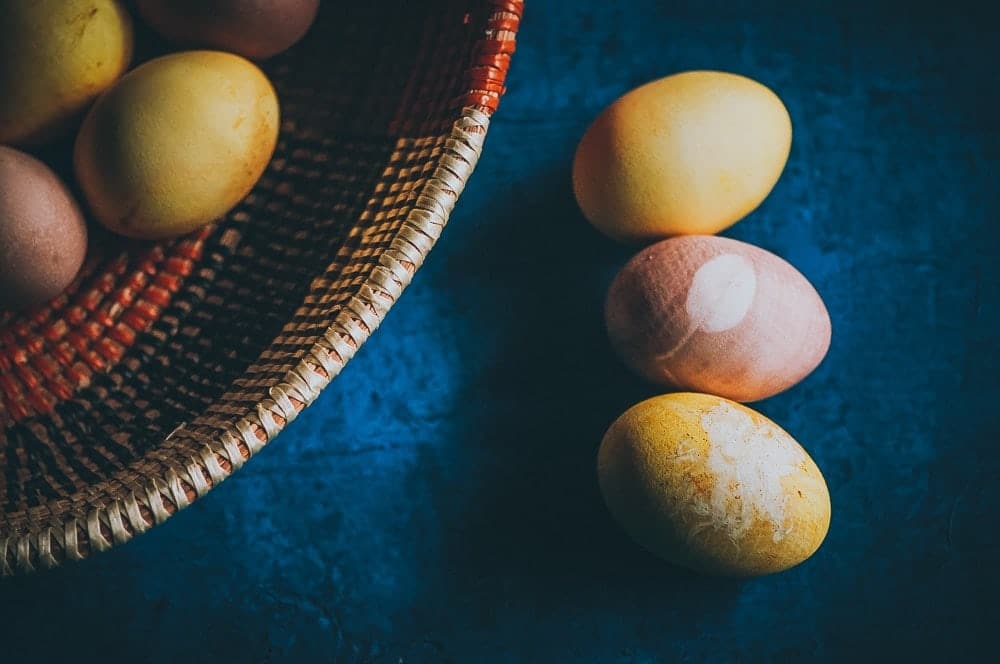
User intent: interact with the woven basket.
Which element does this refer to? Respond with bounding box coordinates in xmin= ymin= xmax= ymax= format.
xmin=0 ymin=0 xmax=522 ymax=576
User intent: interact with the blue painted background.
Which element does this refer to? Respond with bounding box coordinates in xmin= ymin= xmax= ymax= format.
xmin=2 ymin=1 xmax=998 ymax=661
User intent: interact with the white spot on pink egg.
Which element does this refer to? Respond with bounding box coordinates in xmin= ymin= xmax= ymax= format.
xmin=685 ymin=253 xmax=757 ymax=333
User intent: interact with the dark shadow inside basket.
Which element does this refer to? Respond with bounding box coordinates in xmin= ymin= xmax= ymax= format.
xmin=1 ymin=0 xmax=493 ymax=520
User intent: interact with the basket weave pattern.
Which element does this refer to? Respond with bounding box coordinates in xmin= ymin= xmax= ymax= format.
xmin=0 ymin=0 xmax=522 ymax=576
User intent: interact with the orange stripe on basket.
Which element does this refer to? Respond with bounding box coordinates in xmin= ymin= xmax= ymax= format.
xmin=455 ymin=1 xmax=521 ymax=113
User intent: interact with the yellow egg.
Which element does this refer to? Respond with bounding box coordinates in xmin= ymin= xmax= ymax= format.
xmin=74 ymin=50 xmax=280 ymax=240
xmin=573 ymin=71 xmax=792 ymax=243
xmin=598 ymin=393 xmax=830 ymax=576
xmin=0 ymin=0 xmax=134 ymax=146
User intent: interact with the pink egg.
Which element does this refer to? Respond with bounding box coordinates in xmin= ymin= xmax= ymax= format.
xmin=605 ymin=235 xmax=831 ymax=402
xmin=0 ymin=146 xmax=88 ymax=311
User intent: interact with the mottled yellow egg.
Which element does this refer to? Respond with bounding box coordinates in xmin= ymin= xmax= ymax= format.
xmin=0 ymin=0 xmax=134 ymax=145
xmin=74 ymin=50 xmax=279 ymax=240
xmin=598 ymin=392 xmax=830 ymax=576
xmin=573 ymin=71 xmax=792 ymax=243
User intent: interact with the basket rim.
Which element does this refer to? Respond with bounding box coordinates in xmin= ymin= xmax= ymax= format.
xmin=0 ymin=0 xmax=523 ymax=576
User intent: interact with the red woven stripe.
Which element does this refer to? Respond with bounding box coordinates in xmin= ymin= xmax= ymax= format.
xmin=0 ymin=232 xmax=204 ymax=420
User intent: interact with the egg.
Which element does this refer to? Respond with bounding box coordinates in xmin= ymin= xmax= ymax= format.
xmin=74 ymin=51 xmax=280 ymax=240
xmin=0 ymin=147 xmax=88 ymax=311
xmin=598 ymin=392 xmax=830 ymax=576
xmin=0 ymin=0 xmax=133 ymax=146
xmin=605 ymin=235 xmax=830 ymax=402
xmin=573 ymin=71 xmax=792 ymax=243
xmin=134 ymin=0 xmax=320 ymax=60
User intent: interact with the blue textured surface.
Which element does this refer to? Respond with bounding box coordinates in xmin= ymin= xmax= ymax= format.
xmin=2 ymin=1 xmax=999 ymax=661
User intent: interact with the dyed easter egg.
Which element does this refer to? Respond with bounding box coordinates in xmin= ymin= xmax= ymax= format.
xmin=605 ymin=235 xmax=830 ymax=402
xmin=0 ymin=0 xmax=134 ymax=145
xmin=134 ymin=0 xmax=320 ymax=60
xmin=74 ymin=51 xmax=280 ymax=240
xmin=0 ymin=146 xmax=88 ymax=311
xmin=573 ymin=71 xmax=792 ymax=242
xmin=597 ymin=392 xmax=831 ymax=576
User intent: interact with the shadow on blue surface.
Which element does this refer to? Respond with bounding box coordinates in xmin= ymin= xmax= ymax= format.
xmin=434 ymin=164 xmax=743 ymax=578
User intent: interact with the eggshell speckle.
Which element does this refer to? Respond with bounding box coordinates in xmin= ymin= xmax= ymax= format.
xmin=598 ymin=392 xmax=831 ymax=577
xmin=605 ymin=235 xmax=831 ymax=402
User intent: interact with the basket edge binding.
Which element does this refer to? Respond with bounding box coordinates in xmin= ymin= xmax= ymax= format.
xmin=0 ymin=107 xmax=492 ymax=576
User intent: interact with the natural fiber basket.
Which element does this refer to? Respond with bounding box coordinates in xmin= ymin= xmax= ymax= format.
xmin=0 ymin=0 xmax=522 ymax=576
